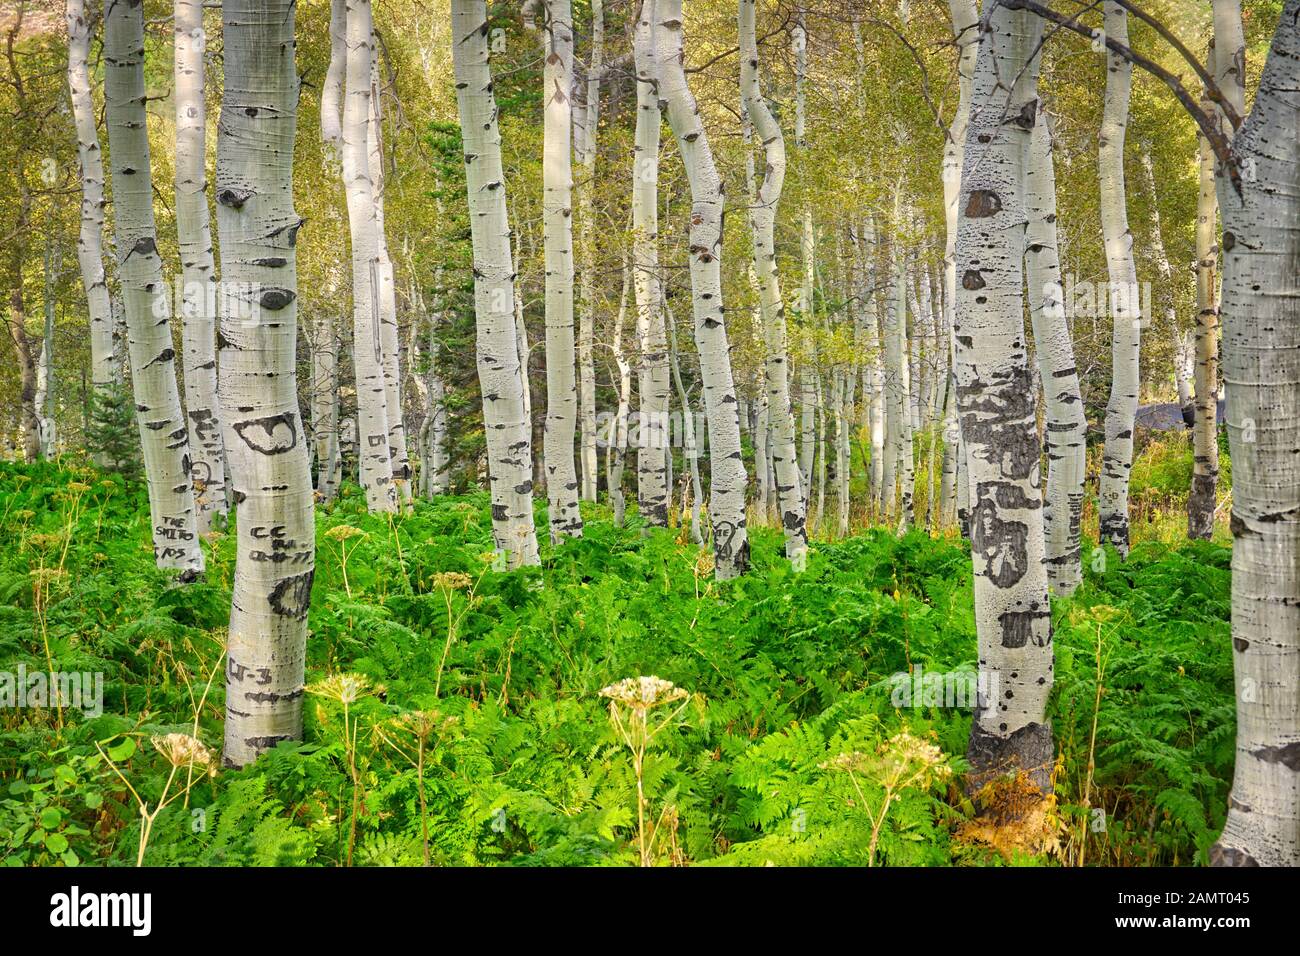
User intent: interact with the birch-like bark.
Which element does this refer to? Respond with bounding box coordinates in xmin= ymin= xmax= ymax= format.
xmin=36 ymin=240 xmax=57 ymax=458
xmin=575 ymin=0 xmax=603 ymax=502
xmin=607 ymin=258 xmax=632 ymax=525
xmin=859 ymin=222 xmax=886 ymax=518
xmin=66 ymin=0 xmax=117 ymax=402
xmin=631 ymin=0 xmax=670 ymax=527
xmin=1211 ymin=0 xmax=1300 ymax=869
xmin=740 ymin=0 xmax=806 ymax=566
xmin=1026 ymin=111 xmax=1086 ymax=596
xmin=1097 ymin=1 xmax=1140 ymax=556
xmin=954 ymin=3 xmax=1053 ymax=793
xmin=342 ymin=0 xmax=395 ymax=512
xmin=216 ymin=0 xmax=313 ymax=768
xmin=311 ymin=312 xmax=342 ymax=501
xmin=451 ymin=0 xmax=540 ymax=567
xmin=103 ymin=0 xmax=203 ymax=576
xmin=944 ymin=0 xmax=978 ymax=538
xmin=665 ymin=299 xmax=703 ymax=545
xmin=539 ymin=0 xmax=583 ymax=540
xmin=896 ymin=259 xmax=915 ymax=532
xmin=1193 ymin=23 xmax=1239 ymax=540
xmin=1138 ymin=147 xmax=1187 ymax=412
xmin=1188 ymin=61 xmax=1221 ymax=540
xmin=174 ymin=0 xmax=227 ymax=531
xmin=321 ymin=0 xmax=346 ymax=160
xmin=656 ymin=1 xmax=749 ymax=578
xmin=368 ymin=53 xmax=412 ymax=502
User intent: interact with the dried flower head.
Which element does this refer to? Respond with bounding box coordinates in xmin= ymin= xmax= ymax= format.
xmin=324 ymin=524 xmax=366 ymax=542
xmin=307 ymin=673 xmax=371 ymax=705
xmin=599 ymin=675 xmax=689 ymax=712
xmin=151 ymin=733 xmax=213 ymax=769
xmin=66 ymin=481 xmax=92 ymax=494
xmin=432 ymin=571 xmax=473 ymax=592
xmin=25 ymin=532 xmax=65 ymax=552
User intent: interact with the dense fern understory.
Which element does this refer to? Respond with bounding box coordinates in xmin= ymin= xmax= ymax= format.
xmin=0 ymin=459 xmax=1233 ymax=866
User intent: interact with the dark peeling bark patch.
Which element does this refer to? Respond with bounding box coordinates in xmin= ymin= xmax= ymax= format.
xmin=1233 ymin=636 xmax=1249 ymax=652
xmin=998 ymin=608 xmax=1052 ymax=648
xmin=1251 ymin=741 xmax=1300 ymax=771
xmin=969 ymin=492 xmax=1030 ymax=589
xmin=233 ymin=411 xmax=298 ymax=454
xmin=966 ymin=720 xmax=1053 ymax=794
xmin=268 ymin=570 xmax=314 ymax=620
xmin=217 ymin=187 xmax=253 ymax=208
xmin=1222 ymin=231 xmax=1235 ymax=252
xmin=964 ymin=189 xmax=1002 ymax=218
xmin=259 ymin=287 xmax=296 ymax=311
xmin=961 ymin=269 xmax=986 ymax=291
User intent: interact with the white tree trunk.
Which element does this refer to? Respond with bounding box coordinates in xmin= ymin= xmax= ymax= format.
xmin=311 ymin=312 xmax=342 ymax=501
xmin=342 ymin=0 xmax=395 ymax=512
xmin=656 ymin=1 xmax=749 ymax=578
xmin=174 ymin=0 xmax=228 ymax=531
xmin=631 ymin=0 xmax=671 ymax=528
xmin=1097 ymin=2 xmax=1140 ymax=556
xmin=740 ymin=0 xmax=806 ymax=567
xmin=1191 ymin=23 xmax=1237 ymax=540
xmin=1026 ymin=111 xmax=1086 ymax=596
xmin=1211 ymin=0 xmax=1300 ymax=869
xmin=539 ymin=0 xmax=583 ymax=541
xmin=607 ymin=257 xmax=633 ymax=525
xmin=322 ymin=0 xmax=346 ymax=160
xmin=954 ymin=3 xmax=1053 ymax=794
xmin=216 ymin=0 xmax=313 ymax=768
xmin=575 ymin=0 xmax=603 ymax=502
xmin=368 ymin=52 xmax=412 ymax=503
xmin=103 ymin=0 xmax=203 ymax=577
xmin=451 ymin=0 xmax=540 ymax=568
xmin=66 ymin=0 xmax=117 ymax=404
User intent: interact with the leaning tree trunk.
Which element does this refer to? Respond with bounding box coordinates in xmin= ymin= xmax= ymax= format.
xmin=1097 ymin=1 xmax=1140 ymax=557
xmin=954 ymin=3 xmax=1053 ymax=795
xmin=342 ymin=0 xmax=395 ymax=512
xmin=630 ymin=0 xmax=670 ymax=528
xmin=1210 ymin=0 xmax=1300 ymax=869
xmin=656 ymin=0 xmax=749 ymax=579
xmin=66 ymin=0 xmax=118 ymax=408
xmin=539 ymin=0 xmax=583 ymax=541
xmin=1025 ymin=110 xmax=1086 ymax=596
xmin=174 ymin=0 xmax=228 ymax=531
xmin=451 ymin=0 xmax=540 ymax=568
xmin=216 ymin=0 xmax=314 ymax=768
xmin=740 ymin=0 xmax=806 ymax=568
xmin=103 ymin=0 xmax=203 ymax=576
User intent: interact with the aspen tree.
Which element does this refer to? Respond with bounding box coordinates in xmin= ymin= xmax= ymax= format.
xmin=174 ymin=0 xmax=227 ymax=531
xmin=103 ymin=0 xmax=203 ymax=576
xmin=954 ymin=1 xmax=1054 ymax=793
xmin=342 ymin=0 xmax=396 ymax=512
xmin=66 ymin=0 xmax=117 ymax=407
xmin=630 ymin=0 xmax=670 ymax=528
xmin=1025 ymin=111 xmax=1086 ymax=595
xmin=1097 ymin=1 xmax=1141 ymax=556
xmin=451 ymin=0 xmax=540 ymax=567
xmin=740 ymin=0 xmax=806 ymax=567
xmin=655 ymin=0 xmax=749 ymax=578
xmin=539 ymin=0 xmax=583 ymax=541
xmin=1211 ymin=0 xmax=1300 ymax=869
xmin=216 ymin=0 xmax=314 ymax=766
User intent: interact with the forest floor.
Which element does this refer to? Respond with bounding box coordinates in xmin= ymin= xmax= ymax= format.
xmin=0 ymin=432 xmax=1236 ymax=866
